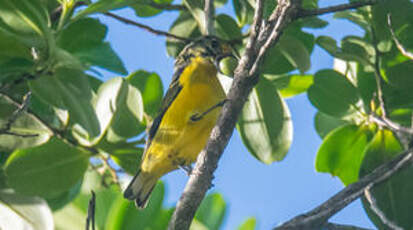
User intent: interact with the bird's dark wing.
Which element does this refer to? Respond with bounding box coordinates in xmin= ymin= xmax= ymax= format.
xmin=145 ymin=65 xmax=185 ymax=150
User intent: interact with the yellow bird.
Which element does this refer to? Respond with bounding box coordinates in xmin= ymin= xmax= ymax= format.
xmin=124 ymin=36 xmax=233 ymax=208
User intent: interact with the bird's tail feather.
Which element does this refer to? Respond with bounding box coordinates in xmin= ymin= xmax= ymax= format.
xmin=123 ymin=170 xmax=158 ymax=209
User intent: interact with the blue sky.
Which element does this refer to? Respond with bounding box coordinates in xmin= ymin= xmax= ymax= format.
xmin=97 ymin=1 xmax=374 ymax=229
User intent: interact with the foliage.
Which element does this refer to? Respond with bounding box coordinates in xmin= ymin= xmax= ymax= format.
xmin=0 ymin=0 xmax=412 ymax=229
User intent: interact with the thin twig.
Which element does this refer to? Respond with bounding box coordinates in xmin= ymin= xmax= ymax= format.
xmin=100 ymin=154 xmax=119 ymax=185
xmin=297 ymin=0 xmax=377 ymax=18
xmin=204 ymin=0 xmax=215 ymax=35
xmin=370 ymin=115 xmax=413 ymax=135
xmin=371 ymin=25 xmax=387 ymax=117
xmin=148 ymin=2 xmax=185 ymax=11
xmin=0 ymin=92 xmax=37 ymax=137
xmin=0 ymin=91 xmax=99 ymax=155
xmin=86 ymin=191 xmax=96 ymax=230
xmin=387 ymin=14 xmax=413 ymax=60
xmin=103 ymin=12 xmax=190 ymax=42
xmin=364 ymin=187 xmax=403 ymax=230
xmin=0 ymin=74 xmax=36 ymax=92
xmin=274 ymin=148 xmax=413 ymax=230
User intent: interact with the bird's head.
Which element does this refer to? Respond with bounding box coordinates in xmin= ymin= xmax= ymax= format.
xmin=176 ymin=36 xmax=234 ymax=71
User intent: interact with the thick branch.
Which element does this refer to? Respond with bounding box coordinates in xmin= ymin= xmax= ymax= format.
xmin=103 ymin=12 xmax=190 ymax=42
xmin=322 ymin=222 xmax=373 ymax=230
xmin=297 ymin=0 xmax=377 ymax=18
xmin=274 ymin=148 xmax=413 ymax=230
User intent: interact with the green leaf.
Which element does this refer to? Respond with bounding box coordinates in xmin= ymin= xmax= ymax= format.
xmin=74 ymin=0 xmax=136 ymax=19
xmin=0 ymin=96 xmax=51 ymax=152
xmin=237 ymin=78 xmax=293 ymax=164
xmin=111 ymin=147 xmax=144 ymax=175
xmin=46 ymin=180 xmax=82 ymax=211
xmin=384 ymin=60 xmax=413 ymax=90
xmin=29 ymin=68 xmax=100 ymax=139
xmin=105 ymin=181 xmax=165 ymax=230
xmin=194 ymin=193 xmax=227 ymax=230
xmin=232 ymin=0 xmax=254 ymax=26
xmin=334 ymin=11 xmax=369 ymax=30
xmin=127 ymin=70 xmax=164 ymax=117
xmin=315 ymin=124 xmax=373 ymax=185
xmin=57 ymin=18 xmax=127 ymax=74
xmin=314 ymin=112 xmax=348 ymax=139
xmin=166 ymin=11 xmax=200 ymax=57
xmin=307 ymin=69 xmax=360 ymax=117
xmin=131 ymin=0 xmax=174 ymax=18
xmin=4 ymin=138 xmax=89 ymax=197
xmin=299 ymin=17 xmax=328 ymax=29
xmin=278 ymin=35 xmax=311 ymax=73
xmin=107 ymin=79 xmax=145 ymax=140
xmin=360 ymin=129 xmax=413 ymax=230
xmin=270 ymin=74 xmax=313 ymax=98
xmin=237 ymin=217 xmax=257 ymax=230
xmin=0 ymin=189 xmax=54 ymax=230
xmin=215 ymin=14 xmax=243 ymax=40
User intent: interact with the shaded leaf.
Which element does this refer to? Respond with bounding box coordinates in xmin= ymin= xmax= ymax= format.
xmin=46 ymin=180 xmax=82 ymax=211
xmin=4 ymin=138 xmax=89 ymax=197
xmin=315 ymin=124 xmax=373 ymax=185
xmin=237 ymin=78 xmax=293 ymax=164
xmin=215 ymin=14 xmax=243 ymax=40
xmin=360 ymin=129 xmax=412 ymax=230
xmin=29 ymin=67 xmax=100 ymax=139
xmin=166 ymin=11 xmax=200 ymax=57
xmin=232 ymin=0 xmax=254 ymax=26
xmin=308 ymin=69 xmax=360 ymax=117
xmin=195 ymin=193 xmax=226 ymax=230
xmin=0 ymin=96 xmax=51 ymax=152
xmin=314 ymin=112 xmax=348 ymax=139
xmin=111 ymin=147 xmax=144 ymax=175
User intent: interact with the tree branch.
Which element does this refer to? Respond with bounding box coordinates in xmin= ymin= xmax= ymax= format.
xmin=387 ymin=14 xmax=413 ymax=60
xmin=273 ymin=148 xmax=413 ymax=230
xmin=204 ymin=0 xmax=215 ymax=35
xmin=103 ymin=12 xmax=190 ymax=42
xmin=168 ymin=0 xmax=297 ymax=229
xmin=168 ymin=0 xmax=382 ymax=229
xmin=297 ymin=0 xmax=377 ymax=18
xmin=364 ymin=187 xmax=403 ymax=230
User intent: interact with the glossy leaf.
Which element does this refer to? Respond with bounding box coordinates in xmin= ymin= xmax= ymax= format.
xmin=215 ymin=14 xmax=243 ymax=40
xmin=74 ymin=0 xmax=136 ymax=19
xmin=270 ymin=74 xmax=313 ymax=98
xmin=4 ymin=138 xmax=89 ymax=197
xmin=238 ymin=217 xmax=257 ymax=230
xmin=0 ymin=96 xmax=51 ymax=152
xmin=195 ymin=193 xmax=227 ymax=230
xmin=360 ymin=129 xmax=412 ymax=230
xmin=46 ymin=180 xmax=82 ymax=211
xmin=237 ymin=78 xmax=293 ymax=164
xmin=127 ymin=70 xmax=164 ymax=117
xmin=57 ymin=18 xmax=127 ymax=74
xmin=300 ymin=17 xmax=328 ymax=29
xmin=315 ymin=124 xmax=373 ymax=185
xmin=131 ymin=0 xmax=174 ymax=18
xmin=279 ymin=35 xmax=311 ymax=73
xmin=105 ymin=181 xmax=165 ymax=230
xmin=29 ymin=68 xmax=100 ymax=139
xmin=0 ymin=189 xmax=54 ymax=230
xmin=308 ymin=69 xmax=360 ymax=117
xmin=314 ymin=112 xmax=348 ymax=139
xmin=334 ymin=11 xmax=369 ymax=30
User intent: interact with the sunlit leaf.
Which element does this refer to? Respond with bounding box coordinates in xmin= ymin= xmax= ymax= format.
xmin=237 ymin=217 xmax=256 ymax=230
xmin=315 ymin=124 xmax=373 ymax=185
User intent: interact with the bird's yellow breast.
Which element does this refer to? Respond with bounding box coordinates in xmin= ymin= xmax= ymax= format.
xmin=141 ymin=56 xmax=226 ymax=176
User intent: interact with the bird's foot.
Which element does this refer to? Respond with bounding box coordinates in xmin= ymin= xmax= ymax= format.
xmin=179 ymin=164 xmax=193 ymax=176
